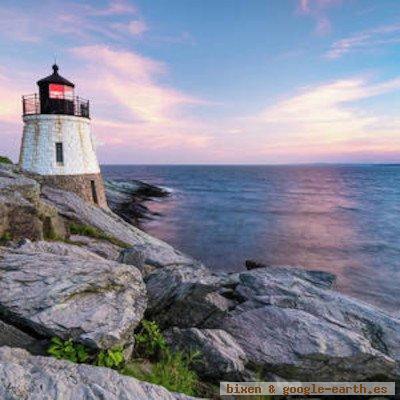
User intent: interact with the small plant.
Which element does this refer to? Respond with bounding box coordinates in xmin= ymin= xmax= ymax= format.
xmin=47 ymin=337 xmax=89 ymax=363
xmin=134 ymin=320 xmax=167 ymax=359
xmin=95 ymin=347 xmax=125 ymax=369
xmin=69 ymin=222 xmax=130 ymax=248
xmin=0 ymin=156 xmax=13 ymax=164
xmin=0 ymin=232 xmax=12 ymax=245
xmin=145 ymin=349 xmax=200 ymax=396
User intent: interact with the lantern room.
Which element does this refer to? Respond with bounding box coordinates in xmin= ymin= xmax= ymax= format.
xmin=22 ymin=64 xmax=90 ymax=118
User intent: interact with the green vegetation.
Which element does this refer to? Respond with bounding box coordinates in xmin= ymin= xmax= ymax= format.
xmin=47 ymin=320 xmax=201 ymax=396
xmin=0 ymin=156 xmax=13 ymax=164
xmin=69 ymin=222 xmax=130 ymax=248
xmin=140 ymin=349 xmax=200 ymax=396
xmin=96 ymin=347 xmax=125 ymax=369
xmin=0 ymin=232 xmax=12 ymax=245
xmin=124 ymin=319 xmax=200 ymax=396
xmin=47 ymin=337 xmax=89 ymax=364
xmin=134 ymin=319 xmax=167 ymax=359
xmin=43 ymin=230 xmax=81 ymax=245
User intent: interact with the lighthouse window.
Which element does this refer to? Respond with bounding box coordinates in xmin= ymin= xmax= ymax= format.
xmin=55 ymin=142 xmax=64 ymax=164
xmin=49 ymin=84 xmax=74 ymax=100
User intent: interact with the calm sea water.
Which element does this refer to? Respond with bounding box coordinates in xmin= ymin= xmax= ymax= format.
xmin=102 ymin=165 xmax=400 ymax=314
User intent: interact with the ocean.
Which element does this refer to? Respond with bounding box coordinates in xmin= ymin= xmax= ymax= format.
xmin=102 ymin=164 xmax=400 ymax=315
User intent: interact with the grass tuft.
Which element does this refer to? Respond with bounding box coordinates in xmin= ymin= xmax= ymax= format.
xmin=0 ymin=232 xmax=12 ymax=245
xmin=0 ymin=156 xmax=13 ymax=164
xmin=69 ymin=222 xmax=130 ymax=248
xmin=46 ymin=322 xmax=201 ymax=396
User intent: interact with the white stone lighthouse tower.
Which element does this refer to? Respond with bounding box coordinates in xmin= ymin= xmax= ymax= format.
xmin=19 ymin=64 xmax=107 ymax=207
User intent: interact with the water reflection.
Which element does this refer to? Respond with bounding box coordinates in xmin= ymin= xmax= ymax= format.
xmin=102 ymin=165 xmax=400 ymax=314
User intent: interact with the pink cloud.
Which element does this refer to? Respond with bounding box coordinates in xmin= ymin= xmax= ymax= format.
xmin=89 ymin=0 xmax=137 ymax=16
xmin=326 ymin=23 xmax=400 ymax=59
xmin=126 ymin=20 xmax=148 ymax=35
xmin=0 ymin=1 xmax=142 ymax=44
xmin=225 ymin=76 xmax=400 ymax=163
xmin=69 ymin=45 xmax=212 ymax=156
xmin=298 ymin=0 xmax=342 ymax=35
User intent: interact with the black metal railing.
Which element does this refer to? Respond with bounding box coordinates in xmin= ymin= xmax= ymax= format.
xmin=22 ymin=94 xmax=90 ymax=118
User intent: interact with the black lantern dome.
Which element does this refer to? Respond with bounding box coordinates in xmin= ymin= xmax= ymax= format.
xmin=37 ymin=64 xmax=75 ymax=88
xmin=22 ymin=64 xmax=89 ymax=118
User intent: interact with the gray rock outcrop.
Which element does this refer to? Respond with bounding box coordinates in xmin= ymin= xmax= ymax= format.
xmin=0 ymin=165 xmax=66 ymax=241
xmin=147 ymin=265 xmax=400 ymax=381
xmin=0 ymin=243 xmax=147 ymax=349
xmin=146 ymin=265 xmax=236 ymax=328
xmin=0 ymin=346 xmax=196 ymax=400
xmin=119 ymin=244 xmax=197 ymax=276
xmin=0 ymin=320 xmax=44 ymax=355
xmin=105 ymin=178 xmax=168 ymax=224
xmin=165 ymin=327 xmax=248 ymax=381
xmin=69 ymin=234 xmax=122 ymax=260
xmin=41 ymin=185 xmax=199 ymax=269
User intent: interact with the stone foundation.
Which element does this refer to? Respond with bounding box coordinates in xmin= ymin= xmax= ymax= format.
xmin=41 ymin=173 xmax=108 ymax=208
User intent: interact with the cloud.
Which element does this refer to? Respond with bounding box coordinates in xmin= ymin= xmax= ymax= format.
xmin=70 ymin=45 xmax=212 ymax=154
xmin=231 ymin=77 xmax=400 ymax=162
xmin=298 ymin=0 xmax=342 ymax=35
xmin=0 ymin=1 xmax=142 ymax=44
xmin=112 ymin=20 xmax=149 ymax=36
xmin=88 ymin=0 xmax=137 ymax=16
xmin=126 ymin=20 xmax=148 ymax=35
xmin=0 ymin=73 xmax=21 ymax=123
xmin=326 ymin=24 xmax=400 ymax=59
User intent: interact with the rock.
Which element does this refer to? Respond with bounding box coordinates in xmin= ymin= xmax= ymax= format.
xmin=17 ymin=239 xmax=103 ymax=260
xmin=41 ymin=185 xmax=198 ymax=269
xmin=0 ymin=346 xmax=197 ymax=400
xmin=245 ymin=259 xmax=267 ymax=270
xmin=0 ymin=166 xmax=66 ymax=241
xmin=0 ymin=244 xmax=147 ymax=349
xmin=119 ymin=246 xmax=146 ymax=273
xmin=165 ymin=327 xmax=248 ymax=381
xmin=146 ymin=265 xmax=237 ymax=328
xmin=0 ymin=320 xmax=45 ymax=355
xmin=105 ymin=179 xmax=168 ymax=225
xmin=221 ymin=304 xmax=395 ymax=381
xmin=69 ymin=235 xmax=122 ymax=260
xmin=119 ymin=244 xmax=197 ymax=275
xmin=146 ymin=264 xmax=400 ymax=381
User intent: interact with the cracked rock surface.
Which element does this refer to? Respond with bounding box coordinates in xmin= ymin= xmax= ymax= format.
xmin=0 ymin=242 xmax=147 ymax=349
xmin=0 ymin=347 xmax=197 ymax=400
xmin=148 ymin=265 xmax=400 ymax=381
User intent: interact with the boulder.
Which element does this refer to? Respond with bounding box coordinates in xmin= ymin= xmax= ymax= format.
xmin=119 ymin=244 xmax=197 ymax=276
xmin=0 ymin=244 xmax=147 ymax=349
xmin=41 ymin=185 xmax=198 ymax=269
xmin=0 ymin=346 xmax=196 ymax=400
xmin=69 ymin=234 xmax=122 ymax=260
xmin=146 ymin=265 xmax=237 ymax=328
xmin=105 ymin=179 xmax=168 ymax=224
xmin=0 ymin=320 xmax=45 ymax=355
xmin=0 ymin=166 xmax=66 ymax=241
xmin=146 ymin=265 xmax=400 ymax=381
xmin=165 ymin=327 xmax=248 ymax=381
xmin=17 ymin=239 xmax=103 ymax=260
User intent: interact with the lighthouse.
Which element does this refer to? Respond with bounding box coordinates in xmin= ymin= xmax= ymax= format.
xmin=19 ymin=64 xmax=107 ymax=208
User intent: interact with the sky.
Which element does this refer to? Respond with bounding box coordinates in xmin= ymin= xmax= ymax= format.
xmin=1 ymin=0 xmax=400 ymax=164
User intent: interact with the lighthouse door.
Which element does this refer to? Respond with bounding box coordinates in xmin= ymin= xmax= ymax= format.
xmin=90 ymin=180 xmax=98 ymax=204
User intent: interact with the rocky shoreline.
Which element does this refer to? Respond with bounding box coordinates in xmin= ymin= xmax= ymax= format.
xmin=104 ymin=178 xmax=169 ymax=226
xmin=0 ymin=163 xmax=399 ymax=399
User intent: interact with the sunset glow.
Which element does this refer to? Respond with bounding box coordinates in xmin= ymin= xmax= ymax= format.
xmin=1 ymin=0 xmax=400 ymax=164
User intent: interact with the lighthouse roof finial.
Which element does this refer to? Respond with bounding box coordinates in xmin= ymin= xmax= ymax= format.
xmin=37 ymin=63 xmax=75 ymax=88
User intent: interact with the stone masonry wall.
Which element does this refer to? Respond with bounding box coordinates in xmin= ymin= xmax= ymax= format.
xmin=42 ymin=173 xmax=108 ymax=208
